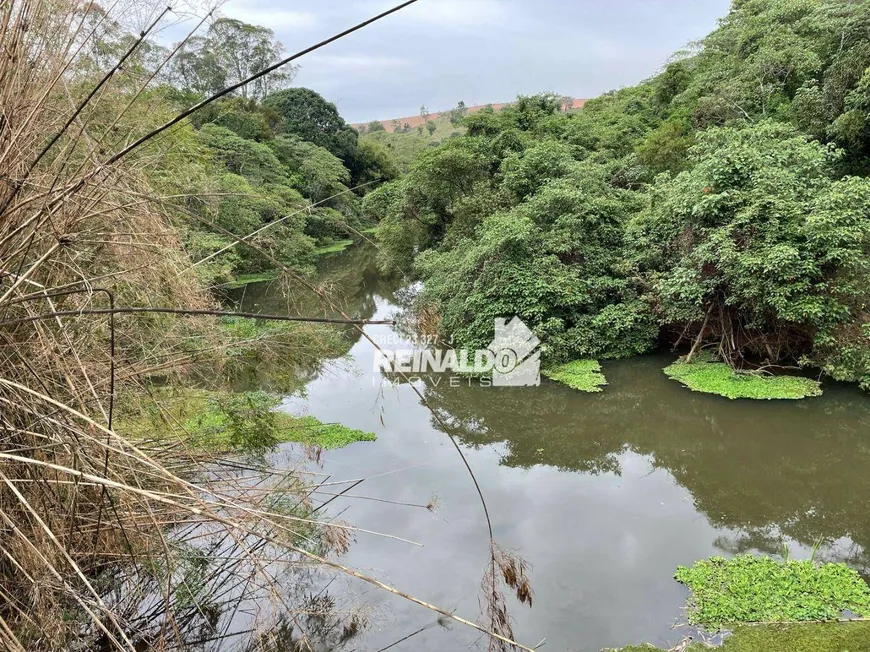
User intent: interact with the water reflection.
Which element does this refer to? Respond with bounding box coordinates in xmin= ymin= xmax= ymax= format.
xmin=232 ymin=244 xmax=403 ymax=329
xmin=421 ymin=358 xmax=870 ymax=568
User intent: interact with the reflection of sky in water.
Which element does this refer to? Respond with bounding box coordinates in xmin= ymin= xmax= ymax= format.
xmin=246 ymin=246 xmax=870 ymax=651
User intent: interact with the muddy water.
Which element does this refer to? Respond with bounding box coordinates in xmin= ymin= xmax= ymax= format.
xmin=235 ymin=244 xmax=870 ymax=651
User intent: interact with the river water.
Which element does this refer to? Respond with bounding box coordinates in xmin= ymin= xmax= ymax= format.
xmin=233 ymin=244 xmax=870 ymax=652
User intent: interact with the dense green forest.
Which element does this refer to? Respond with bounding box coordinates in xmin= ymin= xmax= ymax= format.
xmin=367 ymin=0 xmax=870 ymax=391
xmin=130 ymin=18 xmax=400 ymax=288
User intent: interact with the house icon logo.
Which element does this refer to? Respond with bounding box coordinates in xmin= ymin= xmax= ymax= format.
xmin=488 ymin=317 xmax=541 ymax=387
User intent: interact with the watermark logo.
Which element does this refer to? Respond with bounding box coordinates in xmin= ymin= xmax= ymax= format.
xmin=373 ymin=316 xmax=541 ymax=387
xmin=489 ymin=317 xmax=541 ymax=386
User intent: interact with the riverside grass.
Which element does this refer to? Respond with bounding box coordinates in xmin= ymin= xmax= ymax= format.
xmin=123 ymin=389 xmax=375 ymax=452
xmin=663 ymin=356 xmax=823 ymax=400
xmin=543 ymin=360 xmax=607 ymax=393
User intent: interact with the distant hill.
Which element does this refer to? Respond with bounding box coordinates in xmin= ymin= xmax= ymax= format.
xmin=354 ymin=98 xmax=586 ymax=132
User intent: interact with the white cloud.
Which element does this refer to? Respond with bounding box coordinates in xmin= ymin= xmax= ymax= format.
xmin=222 ymin=2 xmax=317 ymax=32
xmin=304 ymin=54 xmax=411 ymax=72
xmin=396 ymin=0 xmax=512 ymax=28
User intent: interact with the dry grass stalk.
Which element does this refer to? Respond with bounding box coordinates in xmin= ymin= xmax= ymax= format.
xmin=0 ymin=1 xmax=535 ymax=649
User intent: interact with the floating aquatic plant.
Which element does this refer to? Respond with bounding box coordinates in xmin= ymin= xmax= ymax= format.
xmin=542 ymin=360 xmax=607 ymax=393
xmin=675 ymin=555 xmax=870 ymax=629
xmin=663 ymin=356 xmax=822 ymax=400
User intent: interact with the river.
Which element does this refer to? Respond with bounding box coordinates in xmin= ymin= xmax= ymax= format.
xmin=231 ymin=243 xmax=870 ymax=652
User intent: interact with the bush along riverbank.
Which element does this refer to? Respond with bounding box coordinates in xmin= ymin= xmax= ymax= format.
xmin=368 ymin=0 xmax=870 ymax=399
xmin=0 ymin=3 xmax=406 ymax=647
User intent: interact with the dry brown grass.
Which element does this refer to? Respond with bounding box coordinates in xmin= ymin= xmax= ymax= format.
xmin=0 ymin=2 xmax=368 ymax=648
xmin=0 ymin=1 xmax=536 ymax=650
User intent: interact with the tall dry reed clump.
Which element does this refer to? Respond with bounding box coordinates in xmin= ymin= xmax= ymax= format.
xmin=0 ymin=1 xmax=361 ymax=649
xmin=0 ymin=1 xmax=536 ymax=650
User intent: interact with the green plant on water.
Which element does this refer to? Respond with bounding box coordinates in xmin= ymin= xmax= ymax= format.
xmin=283 ymin=416 xmax=377 ymax=449
xmin=219 ymin=270 xmax=280 ymax=289
xmin=198 ymin=391 xmax=281 ymax=452
xmin=314 ymin=238 xmax=355 ymax=255
xmin=663 ymin=356 xmax=823 ymax=400
xmin=542 ymin=359 xmax=607 ymax=393
xmin=613 ymin=621 xmax=870 ymax=651
xmin=123 ymin=390 xmax=375 ymax=453
xmin=674 ymin=555 xmax=870 ymax=630
xmin=186 ymin=392 xmax=375 ymax=451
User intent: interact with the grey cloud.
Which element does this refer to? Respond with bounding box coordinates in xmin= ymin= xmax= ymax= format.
xmin=186 ymin=0 xmax=733 ymax=122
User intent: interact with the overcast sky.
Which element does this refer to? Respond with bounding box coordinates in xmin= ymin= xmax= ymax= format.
xmin=217 ymin=0 xmax=732 ymax=123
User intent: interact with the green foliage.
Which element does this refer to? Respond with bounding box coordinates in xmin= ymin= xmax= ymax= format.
xmin=264 ymin=88 xmax=358 ymax=164
xmin=173 ymin=18 xmax=293 ymax=101
xmin=172 ymin=85 xmax=387 ymax=282
xmin=192 ymin=97 xmax=282 ymax=141
xmin=636 ymin=121 xmax=870 ymax=377
xmin=197 ymin=391 xmax=281 ymax=453
xmin=542 ymin=360 xmax=607 ymax=392
xmin=501 ymin=139 xmax=581 ymax=200
xmin=346 ymin=138 xmax=400 ymax=189
xmin=361 ymin=113 xmax=464 ymax=173
xmin=393 ymin=133 xmax=658 ymax=360
xmin=675 ymin=555 xmax=870 ymax=629
xmin=367 ymin=0 xmax=870 ymax=391
xmin=664 ymin=356 xmax=822 ymax=400
xmin=126 ymin=389 xmax=375 ymax=453
xmin=196 ymin=124 xmax=289 ymax=184
xmin=186 ymin=393 xmax=375 ymax=451
xmin=636 ymin=117 xmax=694 ymax=173
xmin=613 ymin=622 xmax=870 ymax=652
xmin=269 ymin=134 xmax=350 ymax=201
xmin=219 ymin=271 xmax=279 ymax=289
xmin=208 ymin=172 xmax=313 ymax=273
xmin=288 ymin=416 xmax=377 ymax=449
xmin=699 ymin=622 xmax=870 ymax=652
xmin=314 ymin=239 xmax=354 ymax=256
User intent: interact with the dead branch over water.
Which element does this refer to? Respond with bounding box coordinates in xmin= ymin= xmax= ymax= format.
xmin=0 ymin=0 xmax=534 ymax=650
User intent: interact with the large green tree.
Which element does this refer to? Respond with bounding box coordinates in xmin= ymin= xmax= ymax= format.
xmin=174 ymin=18 xmax=294 ymax=101
xmin=263 ymin=88 xmax=359 ymax=164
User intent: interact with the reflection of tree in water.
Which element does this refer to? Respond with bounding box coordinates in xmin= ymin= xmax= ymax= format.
xmin=423 ymin=378 xmax=630 ymax=475
xmin=234 ymin=244 xmax=403 ymax=325
xmin=227 ymin=244 xmax=405 ymax=392
xmin=418 ymin=356 xmax=870 ymax=562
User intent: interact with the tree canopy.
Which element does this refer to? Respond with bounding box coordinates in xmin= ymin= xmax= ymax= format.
xmin=173 ymin=18 xmax=294 ymax=101
xmin=369 ymin=0 xmax=870 ymax=389
xmin=264 ymin=88 xmax=359 ymax=164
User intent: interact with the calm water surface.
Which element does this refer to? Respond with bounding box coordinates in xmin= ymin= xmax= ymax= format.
xmin=234 ymin=244 xmax=870 ymax=652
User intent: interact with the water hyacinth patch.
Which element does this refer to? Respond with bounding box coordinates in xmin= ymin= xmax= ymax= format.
xmin=542 ymin=359 xmax=607 ymax=393
xmin=663 ymin=357 xmax=823 ymax=400
xmin=675 ymin=555 xmax=870 ymax=629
